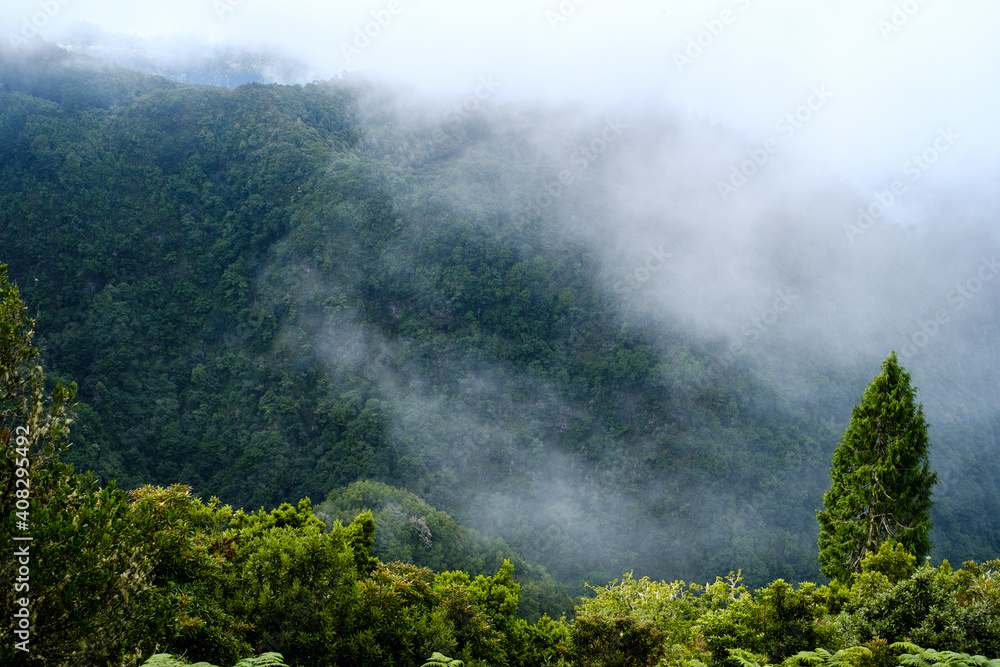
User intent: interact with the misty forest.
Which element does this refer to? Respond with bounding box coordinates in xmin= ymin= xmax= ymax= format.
xmin=1 ymin=38 xmax=1000 ymax=667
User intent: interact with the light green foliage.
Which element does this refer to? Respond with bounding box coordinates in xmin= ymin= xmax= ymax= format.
xmin=228 ymin=497 xmax=327 ymax=536
xmin=726 ymin=648 xmax=770 ymax=667
xmin=231 ymin=654 xmax=291 ymax=667
xmin=573 ymin=570 xmax=744 ymax=665
xmin=818 ymin=353 xmax=937 ymax=582
xmin=860 ymin=541 xmax=917 ymax=584
xmin=469 ymin=559 xmax=521 ymax=637
xmin=422 ymin=653 xmax=465 ymax=667
xmin=222 ymin=499 xmax=361 ymax=666
xmin=431 ymin=559 xmax=569 ymax=667
xmin=892 ymin=643 xmax=1000 ymax=667
xmin=556 ymin=570 xmax=748 ymax=667
xmin=854 ymin=637 xmax=900 ymax=667
xmin=141 ymin=656 xmax=216 ymax=667
xmin=343 ymin=508 xmax=379 ymax=575
xmin=508 ymin=613 xmax=571 ymax=667
xmin=698 ymin=579 xmax=838 ymax=666
xmin=787 ymin=646 xmax=873 ymax=667
xmin=140 ymin=652 xmax=289 ymax=667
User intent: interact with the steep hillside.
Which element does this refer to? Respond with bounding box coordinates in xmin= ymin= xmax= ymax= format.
xmin=1 ymin=42 xmax=997 ymax=593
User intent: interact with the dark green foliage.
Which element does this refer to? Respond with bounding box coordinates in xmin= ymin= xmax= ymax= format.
xmin=818 ymin=353 xmax=937 ymax=582
xmin=0 ymin=41 xmax=176 ymax=110
xmin=856 ymin=638 xmax=899 ymax=667
xmin=567 ymin=611 xmax=666 ymax=667
xmin=128 ymin=484 xmax=252 ymax=664
xmin=0 ymin=265 xmax=150 ymax=665
xmin=843 ymin=561 xmax=1000 ymax=657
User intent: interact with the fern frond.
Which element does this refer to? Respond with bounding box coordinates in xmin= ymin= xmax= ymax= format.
xmin=787 ymin=646 xmax=872 ymax=667
xmin=421 ymin=652 xmax=464 ymax=667
xmin=788 ymin=648 xmax=833 ymax=666
xmin=140 ymin=657 xmax=192 ymax=667
xmin=892 ymin=643 xmax=927 ymax=655
xmin=729 ymin=648 xmax=769 ymax=667
xmin=233 ymin=653 xmax=289 ymax=667
xmin=139 ymin=656 xmax=221 ymax=667
xmin=889 ymin=643 xmax=1000 ymax=667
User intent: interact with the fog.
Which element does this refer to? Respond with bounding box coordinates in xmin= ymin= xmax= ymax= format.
xmin=4 ymin=0 xmax=999 ymax=188
xmin=5 ymin=0 xmax=1000 ymax=583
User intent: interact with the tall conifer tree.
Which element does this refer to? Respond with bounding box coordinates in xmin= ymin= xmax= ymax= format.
xmin=817 ymin=352 xmax=937 ymax=581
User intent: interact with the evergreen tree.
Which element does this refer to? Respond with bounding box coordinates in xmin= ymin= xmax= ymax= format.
xmin=817 ymin=352 xmax=937 ymax=582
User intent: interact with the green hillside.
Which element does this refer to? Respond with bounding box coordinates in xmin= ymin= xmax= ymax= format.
xmin=1 ymin=41 xmax=998 ymax=600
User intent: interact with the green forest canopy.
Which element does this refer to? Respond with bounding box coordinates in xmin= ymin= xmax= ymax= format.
xmin=0 ymin=41 xmax=998 ymax=599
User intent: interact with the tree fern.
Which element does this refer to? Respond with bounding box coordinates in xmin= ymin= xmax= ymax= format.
xmin=728 ymin=648 xmax=771 ymax=667
xmin=233 ymin=653 xmax=290 ymax=667
xmin=139 ymin=656 xmax=217 ymax=667
xmin=140 ymin=653 xmax=289 ymax=667
xmin=891 ymin=642 xmax=1000 ymax=667
xmin=421 ymin=652 xmax=465 ymax=667
xmin=787 ymin=646 xmax=873 ymax=667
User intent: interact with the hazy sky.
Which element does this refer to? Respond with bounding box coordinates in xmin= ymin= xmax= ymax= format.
xmin=3 ymin=0 xmax=998 ymax=193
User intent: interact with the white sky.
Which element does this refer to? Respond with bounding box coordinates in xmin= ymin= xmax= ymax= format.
xmin=3 ymin=0 xmax=999 ymax=193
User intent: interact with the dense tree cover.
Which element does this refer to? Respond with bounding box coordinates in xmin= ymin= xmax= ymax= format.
xmin=2 ymin=265 xmax=999 ymax=667
xmin=818 ymin=353 xmax=937 ymax=582
xmin=0 ymin=42 xmax=839 ymax=593
xmin=0 ymin=42 xmax=998 ymax=604
xmin=0 ymin=270 xmax=536 ymax=664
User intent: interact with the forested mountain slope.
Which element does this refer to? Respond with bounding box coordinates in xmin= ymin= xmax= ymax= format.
xmin=1 ymin=41 xmax=997 ymax=593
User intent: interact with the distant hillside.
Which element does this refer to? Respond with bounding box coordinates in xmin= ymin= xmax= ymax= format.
xmin=1 ymin=41 xmax=997 ymax=594
xmin=55 ymin=26 xmax=312 ymax=88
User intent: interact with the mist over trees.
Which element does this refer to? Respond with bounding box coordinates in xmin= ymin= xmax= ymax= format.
xmin=1 ymin=40 xmax=1000 ymax=665
xmin=1 ymin=40 xmax=999 ymax=591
